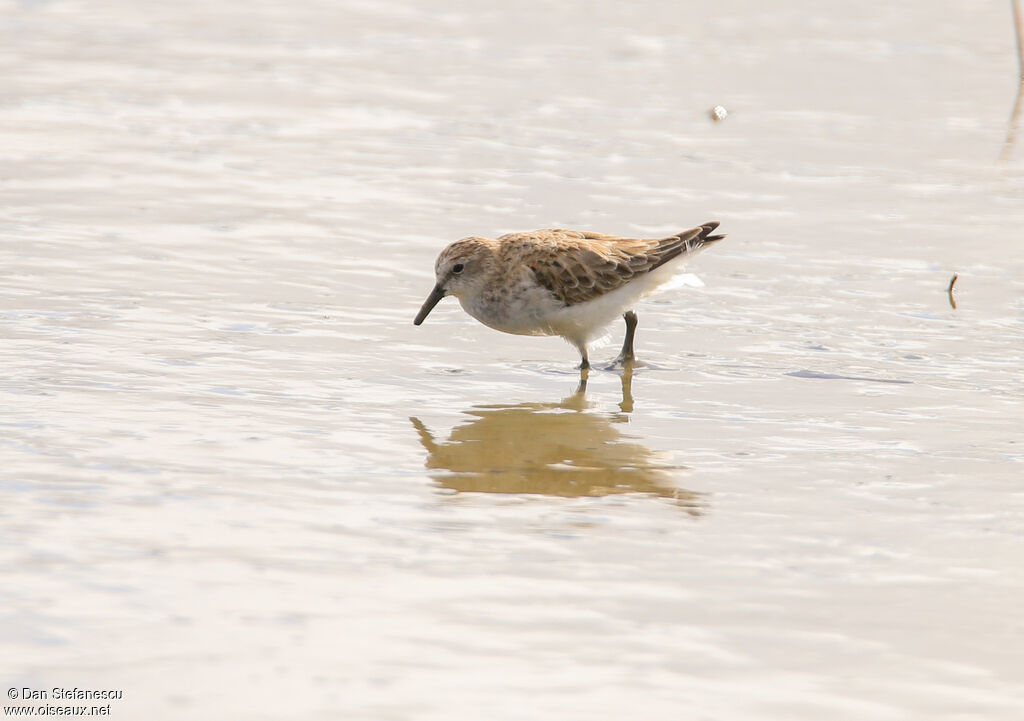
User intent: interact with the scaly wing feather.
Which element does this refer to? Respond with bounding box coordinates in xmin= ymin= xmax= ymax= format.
xmin=497 ymin=223 xmax=723 ymax=306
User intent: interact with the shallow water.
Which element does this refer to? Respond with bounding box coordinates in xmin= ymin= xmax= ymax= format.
xmin=2 ymin=0 xmax=1023 ymax=719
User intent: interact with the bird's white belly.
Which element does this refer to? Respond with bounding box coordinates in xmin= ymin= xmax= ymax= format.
xmin=544 ymin=281 xmax=651 ymax=342
xmin=459 ymin=265 xmax=678 ymax=343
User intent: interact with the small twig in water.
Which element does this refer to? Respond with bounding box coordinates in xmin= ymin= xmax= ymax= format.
xmin=1013 ymin=0 xmax=1024 ymax=81
xmin=947 ymin=273 xmax=959 ymax=309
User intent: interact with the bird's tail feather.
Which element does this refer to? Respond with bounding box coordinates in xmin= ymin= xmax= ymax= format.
xmin=651 ymin=221 xmax=725 ymax=270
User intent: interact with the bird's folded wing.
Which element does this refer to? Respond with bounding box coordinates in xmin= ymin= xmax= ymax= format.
xmin=498 ymin=230 xmax=670 ymax=307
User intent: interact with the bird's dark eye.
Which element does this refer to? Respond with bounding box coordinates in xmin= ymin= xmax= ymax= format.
xmin=452 ymin=263 xmax=464 ymax=274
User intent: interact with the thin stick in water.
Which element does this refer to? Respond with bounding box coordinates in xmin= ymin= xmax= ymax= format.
xmin=1014 ymin=0 xmax=1024 ymax=80
xmin=948 ymin=273 xmax=959 ymax=309
xmin=1001 ymin=0 xmax=1024 ymax=160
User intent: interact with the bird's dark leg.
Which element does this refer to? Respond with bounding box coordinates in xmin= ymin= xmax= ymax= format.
xmin=612 ymin=310 xmax=638 ymax=365
xmin=577 ymin=347 xmax=590 ymax=370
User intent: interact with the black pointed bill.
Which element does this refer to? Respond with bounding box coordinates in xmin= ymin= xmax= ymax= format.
xmin=413 ymin=284 xmax=446 ymax=325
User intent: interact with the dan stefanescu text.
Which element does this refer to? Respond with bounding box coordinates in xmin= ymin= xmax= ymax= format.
xmin=13 ymin=688 xmax=123 ymax=701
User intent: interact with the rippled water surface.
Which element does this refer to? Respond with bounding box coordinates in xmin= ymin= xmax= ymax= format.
xmin=2 ymin=0 xmax=1023 ymax=718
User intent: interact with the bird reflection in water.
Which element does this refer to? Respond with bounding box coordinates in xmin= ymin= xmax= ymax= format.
xmin=410 ymin=369 xmax=702 ymax=513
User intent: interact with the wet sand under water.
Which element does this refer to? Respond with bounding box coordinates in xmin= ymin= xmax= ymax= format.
xmin=1 ymin=0 xmax=1023 ymax=719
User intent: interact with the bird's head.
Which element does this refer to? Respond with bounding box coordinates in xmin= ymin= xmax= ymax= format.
xmin=414 ymin=237 xmax=495 ymax=325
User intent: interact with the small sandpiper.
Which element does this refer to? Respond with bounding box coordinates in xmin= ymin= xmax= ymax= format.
xmin=413 ymin=221 xmax=725 ymax=369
